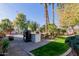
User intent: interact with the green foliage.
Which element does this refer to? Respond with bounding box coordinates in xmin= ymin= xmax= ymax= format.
xmin=40 ymin=24 xmax=57 ymax=33
xmin=40 ymin=25 xmax=45 ymax=32
xmin=15 ymin=13 xmax=27 ymax=32
xmin=48 ymin=24 xmax=57 ymax=33
xmin=2 ymin=39 xmax=9 ymax=49
xmin=57 ymin=28 xmax=66 ymax=35
xmin=57 ymin=4 xmax=79 ymax=28
xmin=40 ymin=24 xmax=57 ymax=38
xmin=28 ymin=21 xmax=39 ymax=32
xmin=0 ymin=18 xmax=13 ymax=31
xmin=2 ymin=39 xmax=9 ymax=53
xmin=0 ymin=24 xmax=3 ymax=32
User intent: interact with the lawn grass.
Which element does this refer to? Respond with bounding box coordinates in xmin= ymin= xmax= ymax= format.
xmin=31 ymin=36 xmax=69 ymax=56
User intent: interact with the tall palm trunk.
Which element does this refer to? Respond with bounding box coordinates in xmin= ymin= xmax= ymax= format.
xmin=52 ymin=3 xmax=55 ymax=24
xmin=44 ymin=3 xmax=49 ymax=33
xmin=52 ymin=3 xmax=55 ymax=38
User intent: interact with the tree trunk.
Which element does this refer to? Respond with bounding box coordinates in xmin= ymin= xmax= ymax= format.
xmin=44 ymin=3 xmax=49 ymax=33
xmin=52 ymin=3 xmax=55 ymax=24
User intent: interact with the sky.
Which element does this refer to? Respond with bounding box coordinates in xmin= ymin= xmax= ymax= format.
xmin=0 ymin=3 xmax=59 ymax=27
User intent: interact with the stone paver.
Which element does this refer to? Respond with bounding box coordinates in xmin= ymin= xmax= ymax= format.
xmin=7 ymin=45 xmax=29 ymax=56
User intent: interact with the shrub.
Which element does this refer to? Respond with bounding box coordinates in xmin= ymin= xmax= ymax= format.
xmin=0 ymin=32 xmax=6 ymax=38
xmin=2 ymin=39 xmax=9 ymax=53
xmin=57 ymin=28 xmax=66 ymax=35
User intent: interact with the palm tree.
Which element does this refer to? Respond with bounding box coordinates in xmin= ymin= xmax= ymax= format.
xmin=52 ymin=3 xmax=55 ymax=24
xmin=44 ymin=3 xmax=49 ymax=33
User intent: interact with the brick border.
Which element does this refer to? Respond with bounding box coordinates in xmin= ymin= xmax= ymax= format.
xmin=60 ymin=48 xmax=72 ymax=56
xmin=23 ymin=49 xmax=34 ymax=56
xmin=26 ymin=51 xmax=34 ymax=56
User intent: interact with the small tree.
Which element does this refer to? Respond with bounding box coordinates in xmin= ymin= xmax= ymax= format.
xmin=0 ymin=18 xmax=13 ymax=34
xmin=14 ymin=13 xmax=27 ymax=33
xmin=57 ymin=4 xmax=79 ymax=29
xmin=28 ymin=21 xmax=39 ymax=32
xmin=40 ymin=24 xmax=57 ymax=39
xmin=48 ymin=24 xmax=57 ymax=38
xmin=40 ymin=25 xmax=45 ymax=33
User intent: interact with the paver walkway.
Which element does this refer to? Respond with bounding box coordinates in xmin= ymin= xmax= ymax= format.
xmin=6 ymin=35 xmax=49 ymax=56
xmin=7 ymin=44 xmax=29 ymax=56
